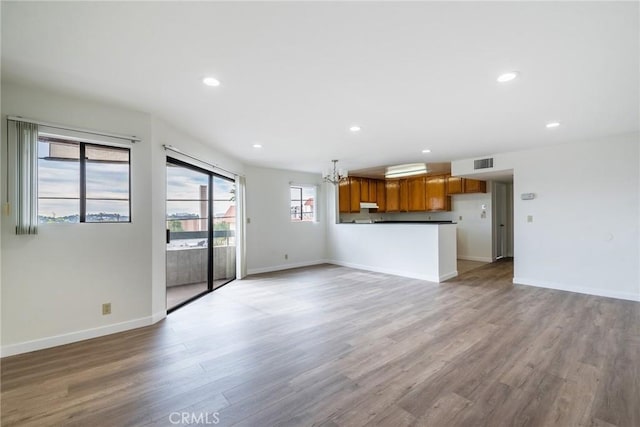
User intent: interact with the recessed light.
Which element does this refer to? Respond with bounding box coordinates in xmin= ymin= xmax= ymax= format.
xmin=203 ymin=77 xmax=220 ymax=87
xmin=421 ymin=149 xmax=431 ymax=154
xmin=545 ymin=122 xmax=560 ymax=128
xmin=349 ymin=125 xmax=361 ymax=132
xmin=497 ymin=72 xmax=519 ymax=83
xmin=252 ymin=143 xmax=262 ymax=148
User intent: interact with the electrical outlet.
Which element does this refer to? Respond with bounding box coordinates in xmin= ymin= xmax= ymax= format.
xmin=247 ymin=217 xmax=251 ymax=224
xmin=527 ymin=215 xmax=533 ymax=223
xmin=284 ymin=254 xmax=288 ymax=260
xmin=102 ymin=303 xmax=111 ymax=315
xmin=459 ymin=216 xmax=463 ymax=221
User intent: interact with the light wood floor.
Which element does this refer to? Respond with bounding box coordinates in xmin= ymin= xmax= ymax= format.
xmin=2 ymin=260 xmax=639 ymax=426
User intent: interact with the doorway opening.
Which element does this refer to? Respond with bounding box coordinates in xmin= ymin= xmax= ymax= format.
xmin=166 ymin=157 xmax=236 ymax=312
xmin=493 ymin=180 xmax=514 ymax=260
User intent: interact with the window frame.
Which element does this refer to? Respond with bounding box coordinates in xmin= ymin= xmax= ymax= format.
xmin=290 ymin=185 xmax=316 ymax=223
xmin=38 ymin=136 xmax=132 ymax=224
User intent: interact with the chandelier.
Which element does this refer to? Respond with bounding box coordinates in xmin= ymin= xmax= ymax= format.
xmin=322 ymin=160 xmax=348 ymax=185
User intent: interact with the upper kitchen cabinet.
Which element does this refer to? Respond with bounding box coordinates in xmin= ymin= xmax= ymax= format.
xmin=446 ymin=176 xmax=487 ymax=195
xmin=349 ymin=177 xmax=361 ymax=212
xmin=399 ymin=179 xmax=409 ymax=212
xmin=338 ymin=179 xmax=350 ymax=213
xmin=368 ymin=179 xmax=378 ymax=203
xmin=426 ymin=175 xmax=451 ymax=211
xmin=360 ymin=179 xmax=370 ymax=202
xmin=464 ymin=178 xmax=486 ymax=193
xmin=385 ymin=179 xmax=400 ymax=212
xmin=446 ymin=176 xmax=464 ymax=194
xmin=408 ymin=176 xmax=426 ymax=211
xmin=375 ymin=180 xmax=386 ymax=212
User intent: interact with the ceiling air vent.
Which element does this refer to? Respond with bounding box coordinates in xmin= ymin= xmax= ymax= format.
xmin=474 ymin=158 xmax=494 ymax=170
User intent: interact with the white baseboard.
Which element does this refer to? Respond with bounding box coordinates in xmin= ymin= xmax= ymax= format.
xmin=513 ymin=277 xmax=640 ymax=302
xmin=458 ymin=255 xmax=494 ymax=263
xmin=439 ymin=271 xmax=459 ymax=282
xmin=152 ymin=311 xmax=167 ymax=324
xmin=247 ymin=259 xmax=329 ymax=275
xmin=1 ymin=315 xmax=157 ymax=358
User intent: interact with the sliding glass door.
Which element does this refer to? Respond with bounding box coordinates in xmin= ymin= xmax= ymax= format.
xmin=166 ymin=158 xmax=236 ymax=311
xmin=213 ymin=175 xmax=236 ymax=289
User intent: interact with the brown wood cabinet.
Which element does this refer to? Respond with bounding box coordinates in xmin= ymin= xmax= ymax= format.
xmin=360 ymin=179 xmax=369 ymax=202
xmin=368 ymin=180 xmax=377 ymax=203
xmin=385 ymin=180 xmax=400 ymax=212
xmin=426 ymin=175 xmax=451 ymax=211
xmin=446 ymin=176 xmax=487 ymax=195
xmin=349 ymin=177 xmax=361 ymax=212
xmin=375 ymin=180 xmax=386 ymax=212
xmin=464 ymin=178 xmax=486 ymax=193
xmin=446 ymin=176 xmax=464 ymax=194
xmin=338 ymin=179 xmax=350 ymax=213
xmin=408 ymin=176 xmax=426 ymax=211
xmin=399 ymin=179 xmax=409 ymax=212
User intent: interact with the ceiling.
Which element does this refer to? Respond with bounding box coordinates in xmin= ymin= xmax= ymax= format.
xmin=2 ymin=2 xmax=638 ymax=174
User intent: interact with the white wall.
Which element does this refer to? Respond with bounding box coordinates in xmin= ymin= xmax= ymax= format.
xmin=451 ymin=191 xmax=494 ymax=262
xmin=0 ymin=82 xmax=243 ymax=356
xmin=1 ymin=82 xmax=154 ymax=355
xmin=452 ymin=133 xmax=640 ymax=301
xmin=244 ymin=166 xmax=327 ymax=274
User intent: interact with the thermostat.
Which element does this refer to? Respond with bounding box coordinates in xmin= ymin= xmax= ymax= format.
xmin=521 ymin=193 xmax=535 ymax=200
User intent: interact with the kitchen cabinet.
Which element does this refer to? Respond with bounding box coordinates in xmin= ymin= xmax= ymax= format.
xmin=426 ymin=175 xmax=451 ymax=211
xmin=446 ymin=176 xmax=487 ymax=195
xmin=464 ymin=178 xmax=486 ymax=193
xmin=375 ymin=180 xmax=386 ymax=212
xmin=446 ymin=176 xmax=464 ymax=194
xmin=369 ymin=179 xmax=377 ymax=203
xmin=408 ymin=176 xmax=426 ymax=211
xmin=360 ymin=179 xmax=370 ymax=202
xmin=349 ymin=177 xmax=361 ymax=212
xmin=385 ymin=180 xmax=400 ymax=212
xmin=338 ymin=179 xmax=350 ymax=213
xmin=399 ymin=179 xmax=409 ymax=212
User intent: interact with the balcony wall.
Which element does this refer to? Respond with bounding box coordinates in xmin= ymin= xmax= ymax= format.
xmin=166 ymin=246 xmax=236 ymax=287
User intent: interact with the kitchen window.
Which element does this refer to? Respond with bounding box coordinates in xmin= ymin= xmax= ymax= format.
xmin=290 ymin=185 xmax=316 ymax=222
xmin=38 ymin=136 xmax=131 ymax=223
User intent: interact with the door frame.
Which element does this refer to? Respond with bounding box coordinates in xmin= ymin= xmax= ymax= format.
xmin=166 ymin=156 xmax=236 ymax=313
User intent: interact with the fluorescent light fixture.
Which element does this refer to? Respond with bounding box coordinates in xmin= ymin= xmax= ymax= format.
xmin=421 ymin=149 xmax=431 ymax=153
xmin=545 ymin=121 xmax=560 ymax=128
xmin=497 ymin=72 xmax=518 ymax=83
xmin=203 ymin=77 xmax=221 ymax=87
xmin=385 ymin=163 xmax=427 ymax=178
xmin=349 ymin=125 xmax=361 ymax=132
xmin=252 ymin=143 xmax=263 ymax=148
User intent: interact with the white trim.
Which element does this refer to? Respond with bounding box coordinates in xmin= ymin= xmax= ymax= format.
xmin=1 ymin=315 xmax=156 ymax=358
xmin=439 ymin=271 xmax=459 ymax=282
xmin=513 ymin=277 xmax=640 ymax=302
xmin=152 ymin=311 xmax=167 ymax=324
xmin=458 ymin=255 xmax=494 ymax=263
xmin=247 ymin=260 xmax=329 ymax=275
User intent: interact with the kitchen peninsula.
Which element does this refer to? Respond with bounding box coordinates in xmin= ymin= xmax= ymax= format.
xmin=329 ymin=221 xmax=457 ymax=283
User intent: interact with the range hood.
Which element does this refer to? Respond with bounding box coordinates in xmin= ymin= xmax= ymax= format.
xmin=360 ymin=202 xmax=379 ymax=209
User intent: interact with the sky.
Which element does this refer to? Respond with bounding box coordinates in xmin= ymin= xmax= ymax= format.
xmin=166 ymin=163 xmax=235 ymax=218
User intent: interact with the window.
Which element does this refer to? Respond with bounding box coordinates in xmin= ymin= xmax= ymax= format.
xmin=290 ymin=185 xmax=316 ymax=222
xmin=38 ymin=136 xmax=130 ymax=223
